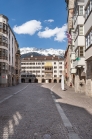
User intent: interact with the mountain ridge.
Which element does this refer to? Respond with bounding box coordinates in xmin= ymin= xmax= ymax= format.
xmin=20 ymin=47 xmax=65 ymax=58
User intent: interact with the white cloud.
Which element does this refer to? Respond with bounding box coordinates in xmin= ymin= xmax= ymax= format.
xmin=44 ymin=19 xmax=54 ymax=23
xmin=13 ymin=20 xmax=42 ymax=35
xmin=38 ymin=24 xmax=67 ymax=42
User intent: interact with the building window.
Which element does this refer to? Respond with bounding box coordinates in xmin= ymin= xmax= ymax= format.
xmin=54 ymin=70 xmax=57 ymax=73
xmin=0 ymin=35 xmax=8 ymax=44
xmin=75 ymin=47 xmax=84 ymax=58
xmin=0 ymin=62 xmax=7 ymax=70
xmin=74 ymin=25 xmax=83 ymax=40
xmin=59 ymin=66 xmax=62 ymax=69
xmin=59 ymin=70 xmax=62 ymax=73
xmin=45 ymin=67 xmax=52 ymax=70
xmin=36 ymin=71 xmax=40 ymax=73
xmin=0 ymin=22 xmax=3 ymax=28
xmin=38 ymin=63 xmax=41 ymax=65
xmin=21 ymin=75 xmax=26 ymax=77
xmin=85 ymin=0 xmax=92 ymax=20
xmin=79 ymin=25 xmax=83 ymax=35
xmin=54 ymin=75 xmax=57 ymax=77
xmin=0 ymin=48 xmax=8 ymax=60
xmin=54 ymin=62 xmax=56 ymax=64
xmin=54 ymin=66 xmax=57 ymax=69
xmin=59 ymin=62 xmax=62 ymax=64
xmin=86 ymin=30 xmax=92 ymax=49
xmin=74 ymin=4 xmax=84 ymax=23
xmin=79 ymin=6 xmax=83 ymax=15
xmin=79 ymin=47 xmax=84 ymax=57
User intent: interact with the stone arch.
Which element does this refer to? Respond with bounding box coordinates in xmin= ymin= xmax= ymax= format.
xmin=49 ymin=79 xmax=51 ymax=83
xmin=29 ymin=79 xmax=31 ymax=83
xmin=21 ymin=78 xmax=25 ymax=83
xmin=35 ymin=78 xmax=38 ymax=83
xmin=42 ymin=79 xmax=45 ymax=83
xmin=54 ymin=79 xmax=57 ymax=83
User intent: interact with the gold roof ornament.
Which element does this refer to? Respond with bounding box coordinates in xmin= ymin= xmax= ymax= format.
xmin=44 ymin=62 xmax=53 ymax=67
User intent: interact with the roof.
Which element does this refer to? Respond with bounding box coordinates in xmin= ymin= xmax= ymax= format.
xmin=21 ymin=56 xmax=64 ymax=61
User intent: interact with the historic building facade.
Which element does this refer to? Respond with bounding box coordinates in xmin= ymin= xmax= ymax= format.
xmin=21 ymin=55 xmax=64 ymax=83
xmin=85 ymin=0 xmax=92 ymax=96
xmin=0 ymin=14 xmax=21 ymax=87
xmin=65 ymin=0 xmax=86 ymax=93
xmin=64 ymin=0 xmax=75 ymax=86
xmin=65 ymin=0 xmax=92 ymax=96
xmin=73 ymin=0 xmax=86 ymax=93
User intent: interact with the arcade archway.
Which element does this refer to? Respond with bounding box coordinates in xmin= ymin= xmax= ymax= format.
xmin=21 ymin=78 xmax=25 ymax=83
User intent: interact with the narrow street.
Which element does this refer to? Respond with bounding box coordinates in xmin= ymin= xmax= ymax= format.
xmin=0 ymin=83 xmax=92 ymax=139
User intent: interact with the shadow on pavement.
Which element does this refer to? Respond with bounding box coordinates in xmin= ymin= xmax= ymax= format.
xmin=0 ymin=83 xmax=67 ymax=139
xmin=58 ymin=102 xmax=92 ymax=139
xmin=0 ymin=83 xmax=92 ymax=139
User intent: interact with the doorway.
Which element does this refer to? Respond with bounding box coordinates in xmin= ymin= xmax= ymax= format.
xmin=21 ymin=78 xmax=25 ymax=83
xmin=29 ymin=79 xmax=31 ymax=83
xmin=54 ymin=79 xmax=57 ymax=83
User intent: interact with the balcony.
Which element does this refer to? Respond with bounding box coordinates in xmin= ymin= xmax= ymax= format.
xmin=74 ymin=16 xmax=84 ymax=29
xmin=74 ymin=36 xmax=85 ymax=50
xmin=0 ymin=56 xmax=8 ymax=60
xmin=0 ymin=42 xmax=8 ymax=47
xmin=44 ymin=70 xmax=53 ymax=73
xmin=71 ymin=52 xmax=75 ymax=60
xmin=74 ymin=57 xmax=85 ymax=68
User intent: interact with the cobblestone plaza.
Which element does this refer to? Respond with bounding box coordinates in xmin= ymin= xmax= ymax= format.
xmin=0 ymin=83 xmax=92 ymax=139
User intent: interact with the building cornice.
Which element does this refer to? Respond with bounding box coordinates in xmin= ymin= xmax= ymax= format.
xmin=0 ymin=14 xmax=8 ymax=21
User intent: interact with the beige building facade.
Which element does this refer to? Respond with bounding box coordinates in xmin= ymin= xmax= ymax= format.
xmin=21 ymin=55 xmax=64 ymax=83
xmin=0 ymin=14 xmax=21 ymax=87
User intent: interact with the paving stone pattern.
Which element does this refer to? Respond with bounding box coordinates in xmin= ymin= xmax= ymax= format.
xmin=0 ymin=83 xmax=68 ymax=139
xmin=0 ymin=83 xmax=28 ymax=101
xmin=48 ymin=83 xmax=92 ymax=139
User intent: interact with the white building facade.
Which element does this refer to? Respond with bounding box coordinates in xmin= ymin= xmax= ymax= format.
xmin=21 ymin=55 xmax=64 ymax=83
xmin=0 ymin=14 xmax=21 ymax=87
xmin=71 ymin=0 xmax=86 ymax=93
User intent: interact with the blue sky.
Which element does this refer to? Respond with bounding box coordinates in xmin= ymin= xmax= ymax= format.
xmin=1 ymin=0 xmax=67 ymax=50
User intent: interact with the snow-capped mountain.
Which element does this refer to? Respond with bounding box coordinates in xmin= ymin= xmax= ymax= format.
xmin=20 ymin=47 xmax=65 ymax=57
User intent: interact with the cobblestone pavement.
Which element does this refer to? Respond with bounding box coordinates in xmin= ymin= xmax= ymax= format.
xmin=0 ymin=83 xmax=69 ymax=139
xmin=46 ymin=83 xmax=92 ymax=139
xmin=0 ymin=83 xmax=29 ymax=101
